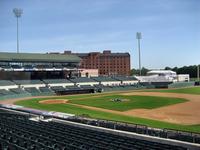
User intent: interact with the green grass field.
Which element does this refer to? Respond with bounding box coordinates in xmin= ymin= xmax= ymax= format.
xmin=69 ymin=95 xmax=187 ymax=111
xmin=143 ymin=86 xmax=200 ymax=95
xmin=14 ymin=87 xmax=200 ymax=133
xmin=15 ymin=97 xmax=200 ymax=133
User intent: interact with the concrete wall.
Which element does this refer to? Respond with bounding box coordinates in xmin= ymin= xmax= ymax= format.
xmin=101 ymin=81 xmax=121 ymax=86
xmin=77 ymin=82 xmax=99 ymax=86
xmin=0 ymin=85 xmax=18 ymax=90
xmin=122 ymin=80 xmax=138 ymax=85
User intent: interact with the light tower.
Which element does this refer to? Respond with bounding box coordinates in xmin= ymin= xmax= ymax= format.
xmin=13 ymin=8 xmax=23 ymax=53
xmin=136 ymin=32 xmax=142 ymax=76
xmin=198 ymin=65 xmax=200 ymax=81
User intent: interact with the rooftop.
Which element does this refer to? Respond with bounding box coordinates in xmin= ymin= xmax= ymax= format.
xmin=0 ymin=52 xmax=81 ymax=63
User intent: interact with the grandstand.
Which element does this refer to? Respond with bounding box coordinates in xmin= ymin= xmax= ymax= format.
xmin=69 ymin=77 xmax=98 ymax=86
xmin=39 ymin=87 xmax=54 ymax=93
xmin=113 ymin=76 xmax=138 ymax=85
xmin=0 ymin=108 xmax=198 ymax=150
xmin=0 ymin=77 xmax=140 ymax=99
xmin=10 ymin=88 xmax=29 ymax=94
xmin=43 ymin=79 xmax=74 ymax=87
xmin=0 ymin=52 xmax=143 ymax=97
xmin=92 ymin=77 xmax=121 ymax=86
xmin=0 ymin=52 xmax=81 ymax=80
xmin=24 ymin=87 xmax=41 ymax=94
xmin=0 ymin=80 xmax=18 ymax=90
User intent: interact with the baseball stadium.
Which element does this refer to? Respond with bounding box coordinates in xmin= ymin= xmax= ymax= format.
xmin=0 ymin=52 xmax=200 ymax=150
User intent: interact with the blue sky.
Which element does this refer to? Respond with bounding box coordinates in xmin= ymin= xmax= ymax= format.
xmin=0 ymin=0 xmax=199 ymax=69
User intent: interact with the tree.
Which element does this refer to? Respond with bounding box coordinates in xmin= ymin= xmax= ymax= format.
xmin=130 ymin=67 xmax=149 ymax=76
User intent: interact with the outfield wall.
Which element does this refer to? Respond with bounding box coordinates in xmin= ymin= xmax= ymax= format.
xmin=0 ymin=92 xmax=55 ymax=101
xmin=168 ymin=82 xmax=195 ymax=88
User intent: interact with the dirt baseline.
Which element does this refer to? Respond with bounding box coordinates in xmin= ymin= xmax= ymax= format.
xmin=121 ymin=92 xmax=200 ymax=125
xmin=68 ymin=92 xmax=200 ymax=125
xmin=1 ymin=91 xmax=200 ymax=125
xmin=39 ymin=99 xmax=69 ymax=104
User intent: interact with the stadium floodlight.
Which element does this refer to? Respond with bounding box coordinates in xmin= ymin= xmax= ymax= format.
xmin=198 ymin=65 xmax=200 ymax=81
xmin=136 ymin=32 xmax=142 ymax=76
xmin=13 ymin=8 xmax=23 ymax=53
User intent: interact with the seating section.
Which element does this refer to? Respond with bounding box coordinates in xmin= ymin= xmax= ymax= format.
xmin=10 ymin=88 xmax=29 ymax=94
xmin=65 ymin=85 xmax=81 ymax=90
xmin=0 ymin=77 xmax=140 ymax=99
xmin=69 ymin=77 xmax=96 ymax=83
xmin=24 ymin=87 xmax=41 ymax=94
xmin=43 ymin=79 xmax=72 ymax=84
xmin=0 ymin=109 xmax=187 ymax=150
xmin=113 ymin=76 xmax=138 ymax=81
xmin=51 ymin=86 xmax=66 ymax=92
xmin=80 ymin=85 xmax=94 ymax=90
xmin=11 ymin=65 xmax=22 ymax=69
xmin=39 ymin=87 xmax=54 ymax=93
xmin=0 ymin=80 xmax=15 ymax=86
xmin=67 ymin=117 xmax=200 ymax=144
xmin=0 ymin=65 xmax=12 ymax=70
xmin=13 ymin=80 xmax=44 ymax=85
xmin=92 ymin=77 xmax=118 ymax=82
xmin=0 ymin=89 xmax=15 ymax=96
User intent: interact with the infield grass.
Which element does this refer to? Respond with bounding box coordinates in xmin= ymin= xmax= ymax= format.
xmin=15 ymin=97 xmax=200 ymax=133
xmin=68 ymin=95 xmax=187 ymax=111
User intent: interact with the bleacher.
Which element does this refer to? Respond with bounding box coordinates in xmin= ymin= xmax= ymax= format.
xmin=11 ymin=65 xmax=22 ymax=69
xmin=0 ymin=109 xmax=189 ymax=150
xmin=0 ymin=89 xmax=15 ymax=96
xmin=67 ymin=117 xmax=200 ymax=145
xmin=51 ymin=86 xmax=66 ymax=92
xmin=0 ymin=77 xmax=141 ymax=99
xmin=0 ymin=65 xmax=12 ymax=70
xmin=24 ymin=87 xmax=41 ymax=94
xmin=43 ymin=79 xmax=72 ymax=84
xmin=65 ymin=85 xmax=81 ymax=90
xmin=9 ymin=88 xmax=29 ymax=94
xmin=39 ymin=87 xmax=54 ymax=93
xmin=13 ymin=80 xmax=44 ymax=85
xmin=69 ymin=77 xmax=96 ymax=83
xmin=113 ymin=76 xmax=138 ymax=81
xmin=92 ymin=76 xmax=118 ymax=82
xmin=80 ymin=85 xmax=94 ymax=90
xmin=0 ymin=80 xmax=15 ymax=86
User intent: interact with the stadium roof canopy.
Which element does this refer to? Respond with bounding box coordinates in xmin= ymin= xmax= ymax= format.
xmin=0 ymin=52 xmax=81 ymax=63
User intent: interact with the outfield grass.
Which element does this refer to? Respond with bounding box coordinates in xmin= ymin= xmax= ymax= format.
xmin=142 ymin=86 xmax=200 ymax=95
xmin=15 ymin=95 xmax=200 ymax=133
xmin=69 ymin=95 xmax=187 ymax=111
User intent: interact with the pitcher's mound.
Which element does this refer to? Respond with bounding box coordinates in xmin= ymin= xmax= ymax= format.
xmin=39 ymin=99 xmax=68 ymax=104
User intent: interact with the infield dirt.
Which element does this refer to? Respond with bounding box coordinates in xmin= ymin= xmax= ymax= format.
xmin=1 ymin=91 xmax=200 ymax=125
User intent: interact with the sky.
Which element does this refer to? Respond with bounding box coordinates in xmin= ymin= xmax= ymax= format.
xmin=0 ymin=0 xmax=199 ymax=69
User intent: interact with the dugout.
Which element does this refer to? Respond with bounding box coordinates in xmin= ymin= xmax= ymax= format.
xmin=56 ymin=88 xmax=95 ymax=95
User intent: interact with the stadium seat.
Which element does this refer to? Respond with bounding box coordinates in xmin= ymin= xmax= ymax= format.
xmin=0 ymin=109 xmax=189 ymax=150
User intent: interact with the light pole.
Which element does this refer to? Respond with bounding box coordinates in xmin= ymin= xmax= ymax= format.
xmin=13 ymin=8 xmax=23 ymax=53
xmin=197 ymin=65 xmax=200 ymax=81
xmin=136 ymin=32 xmax=142 ymax=76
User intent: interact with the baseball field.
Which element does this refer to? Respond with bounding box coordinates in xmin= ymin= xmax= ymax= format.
xmin=14 ymin=86 xmax=200 ymax=133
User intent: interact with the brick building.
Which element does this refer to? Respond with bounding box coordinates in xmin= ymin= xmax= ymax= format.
xmin=64 ymin=50 xmax=130 ymax=76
